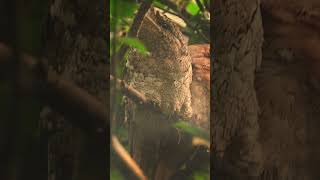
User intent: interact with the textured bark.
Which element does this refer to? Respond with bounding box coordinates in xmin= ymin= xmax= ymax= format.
xmin=213 ymin=0 xmax=320 ymax=179
xmin=255 ymin=1 xmax=320 ymax=179
xmin=42 ymin=0 xmax=108 ymax=179
xmin=212 ymin=0 xmax=264 ymax=179
xmin=255 ymin=36 xmax=320 ymax=180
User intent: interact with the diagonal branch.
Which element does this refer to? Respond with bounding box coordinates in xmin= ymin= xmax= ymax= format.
xmin=110 ymin=75 xmax=163 ymax=114
xmin=112 ymin=135 xmax=147 ymax=180
xmin=0 ymin=42 xmax=108 ymax=135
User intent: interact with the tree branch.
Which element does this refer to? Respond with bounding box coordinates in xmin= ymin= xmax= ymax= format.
xmin=0 ymin=42 xmax=108 ymax=135
xmin=112 ymin=135 xmax=147 ymax=180
xmin=110 ymin=75 xmax=161 ymax=113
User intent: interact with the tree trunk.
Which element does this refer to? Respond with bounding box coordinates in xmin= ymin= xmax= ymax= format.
xmin=255 ymin=2 xmax=320 ymax=179
xmin=212 ymin=0 xmax=264 ymax=179
xmin=42 ymin=0 xmax=108 ymax=179
xmin=213 ymin=0 xmax=320 ymax=179
xmin=255 ymin=30 xmax=320 ymax=180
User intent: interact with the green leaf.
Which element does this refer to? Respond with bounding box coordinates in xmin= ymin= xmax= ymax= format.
xmin=110 ymin=0 xmax=138 ymax=30
xmin=153 ymin=1 xmax=167 ymax=9
xmin=186 ymin=1 xmax=200 ymax=16
xmin=119 ymin=37 xmax=149 ymax=55
xmin=174 ymin=121 xmax=209 ymax=140
xmin=192 ymin=170 xmax=210 ymax=180
xmin=110 ymin=0 xmax=138 ymax=19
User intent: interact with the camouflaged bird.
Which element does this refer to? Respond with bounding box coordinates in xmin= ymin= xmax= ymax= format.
xmin=124 ymin=8 xmax=209 ymax=179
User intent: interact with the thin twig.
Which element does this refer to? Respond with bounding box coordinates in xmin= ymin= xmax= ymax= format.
xmin=112 ymin=135 xmax=147 ymax=180
xmin=195 ymin=0 xmax=205 ymax=12
xmin=110 ymin=75 xmax=148 ymax=103
xmin=203 ymin=0 xmax=210 ymax=11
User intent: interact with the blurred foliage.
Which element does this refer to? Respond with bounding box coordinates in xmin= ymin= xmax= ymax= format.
xmin=192 ymin=170 xmax=210 ymax=180
xmin=110 ymin=0 xmax=210 ymax=179
xmin=0 ymin=0 xmax=49 ymax=179
xmin=16 ymin=0 xmax=48 ymax=54
xmin=110 ymin=168 xmax=125 ymax=180
xmin=119 ymin=37 xmax=149 ymax=55
xmin=186 ymin=2 xmax=200 ymax=15
xmin=110 ymin=0 xmax=210 ymax=67
xmin=174 ymin=121 xmax=209 ymax=141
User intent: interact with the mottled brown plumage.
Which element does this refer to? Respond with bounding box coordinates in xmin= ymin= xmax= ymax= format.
xmin=124 ymin=8 xmax=212 ymax=180
xmin=154 ymin=44 xmax=211 ymax=180
xmin=125 ymin=9 xmax=210 ymax=180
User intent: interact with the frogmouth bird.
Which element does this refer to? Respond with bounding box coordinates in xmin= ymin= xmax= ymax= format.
xmin=125 ymin=8 xmax=210 ymax=180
